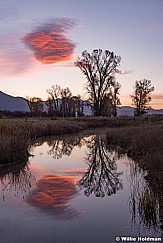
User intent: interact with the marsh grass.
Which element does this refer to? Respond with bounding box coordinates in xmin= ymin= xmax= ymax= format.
xmin=0 ymin=120 xmax=29 ymax=165
xmin=106 ymin=123 xmax=163 ymax=231
xmin=138 ymin=189 xmax=158 ymax=228
xmin=106 ymin=124 xmax=163 ymax=166
xmin=130 ymin=179 xmax=160 ymax=230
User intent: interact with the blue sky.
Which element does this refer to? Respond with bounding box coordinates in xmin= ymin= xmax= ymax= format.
xmin=0 ymin=0 xmax=163 ymax=108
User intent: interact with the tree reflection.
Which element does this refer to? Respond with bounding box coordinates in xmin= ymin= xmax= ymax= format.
xmin=77 ymin=135 xmax=123 ymax=197
xmin=47 ymin=135 xmax=84 ymax=159
xmin=0 ymin=161 xmax=36 ymax=200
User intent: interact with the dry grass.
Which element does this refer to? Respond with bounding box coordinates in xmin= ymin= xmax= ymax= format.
xmin=106 ymin=124 xmax=163 ymax=164
xmin=0 ymin=120 xmax=29 ymax=165
xmin=1 ymin=117 xmax=88 ymax=139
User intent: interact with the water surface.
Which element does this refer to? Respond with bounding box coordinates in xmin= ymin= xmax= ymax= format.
xmin=0 ymin=130 xmax=162 ymax=242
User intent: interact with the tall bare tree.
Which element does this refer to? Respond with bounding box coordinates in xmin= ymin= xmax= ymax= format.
xmin=27 ymin=97 xmax=43 ymax=116
xmin=46 ymin=85 xmax=61 ymax=116
xmin=131 ymin=79 xmax=154 ymax=116
xmin=107 ymin=79 xmax=121 ymax=117
xmin=71 ymin=94 xmax=83 ymax=116
xmin=60 ymin=87 xmax=72 ymax=117
xmin=75 ymin=49 xmax=121 ymax=116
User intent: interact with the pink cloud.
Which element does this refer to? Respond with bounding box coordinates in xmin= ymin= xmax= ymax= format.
xmin=0 ymin=18 xmax=78 ymax=79
xmin=149 ymin=94 xmax=163 ymax=109
xmin=118 ymin=69 xmax=134 ymax=75
xmin=0 ymin=51 xmax=34 ymax=78
xmin=151 ymin=94 xmax=163 ymax=100
xmin=62 ymin=62 xmax=77 ymax=68
xmin=0 ymin=34 xmax=39 ymax=78
xmin=23 ymin=18 xmax=77 ymax=64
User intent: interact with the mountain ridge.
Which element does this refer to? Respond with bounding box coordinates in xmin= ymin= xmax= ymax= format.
xmin=0 ymin=91 xmax=30 ymax=112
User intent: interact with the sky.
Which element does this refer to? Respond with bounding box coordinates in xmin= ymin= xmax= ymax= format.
xmin=0 ymin=0 xmax=163 ymax=108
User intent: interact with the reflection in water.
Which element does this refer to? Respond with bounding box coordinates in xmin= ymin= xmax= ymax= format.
xmin=27 ymin=175 xmax=80 ymax=220
xmin=1 ymin=131 xmax=163 ymax=238
xmin=77 ymin=135 xmax=123 ymax=197
xmin=47 ymin=135 xmax=83 ymax=159
xmin=26 ymin=134 xmax=123 ymax=220
xmin=0 ymin=161 xmax=36 ymax=200
xmin=128 ymin=161 xmax=163 ymax=234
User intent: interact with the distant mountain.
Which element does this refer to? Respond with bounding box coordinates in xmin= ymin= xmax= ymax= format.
xmin=117 ymin=106 xmax=134 ymax=116
xmin=117 ymin=106 xmax=163 ymax=116
xmin=147 ymin=108 xmax=163 ymax=115
xmin=0 ymin=91 xmax=30 ymax=112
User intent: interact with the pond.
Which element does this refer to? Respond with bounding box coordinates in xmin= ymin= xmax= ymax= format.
xmin=0 ymin=130 xmax=162 ymax=243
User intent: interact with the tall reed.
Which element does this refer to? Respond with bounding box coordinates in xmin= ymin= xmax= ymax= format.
xmin=0 ymin=120 xmax=29 ymax=165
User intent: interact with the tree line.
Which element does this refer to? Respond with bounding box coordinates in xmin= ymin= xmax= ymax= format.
xmin=26 ymin=49 xmax=155 ymax=117
xmin=27 ymin=85 xmax=84 ymax=117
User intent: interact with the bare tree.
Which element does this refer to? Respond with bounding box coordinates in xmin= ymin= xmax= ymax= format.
xmin=69 ymin=95 xmax=82 ymax=117
xmin=47 ymin=85 xmax=84 ymax=117
xmin=46 ymin=85 xmax=61 ymax=116
xmin=131 ymin=79 xmax=154 ymax=116
xmin=27 ymin=97 xmax=43 ymax=116
xmin=104 ymin=79 xmax=121 ymax=117
xmin=60 ymin=87 xmax=72 ymax=117
xmin=75 ymin=49 xmax=121 ymax=116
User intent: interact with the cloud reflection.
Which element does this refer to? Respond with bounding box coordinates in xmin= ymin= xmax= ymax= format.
xmin=27 ymin=175 xmax=80 ymax=220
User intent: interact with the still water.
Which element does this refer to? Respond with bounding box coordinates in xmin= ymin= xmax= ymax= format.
xmin=0 ymin=130 xmax=162 ymax=242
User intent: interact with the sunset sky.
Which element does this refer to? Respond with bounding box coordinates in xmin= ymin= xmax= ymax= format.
xmin=0 ymin=0 xmax=163 ymax=108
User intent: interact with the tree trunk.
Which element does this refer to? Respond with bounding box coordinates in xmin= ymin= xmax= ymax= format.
xmin=94 ymin=102 xmax=102 ymax=116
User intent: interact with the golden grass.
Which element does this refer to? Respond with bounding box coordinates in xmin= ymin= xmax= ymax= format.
xmin=0 ymin=120 xmax=29 ymax=165
xmin=106 ymin=124 xmax=163 ymax=163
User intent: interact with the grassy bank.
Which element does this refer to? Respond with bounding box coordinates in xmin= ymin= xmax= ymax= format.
xmin=106 ymin=124 xmax=163 ymax=164
xmin=1 ymin=116 xmax=163 ymax=165
xmin=0 ymin=120 xmax=29 ymax=165
xmin=106 ymin=123 xmax=163 ymax=231
xmin=106 ymin=123 xmax=163 ymax=171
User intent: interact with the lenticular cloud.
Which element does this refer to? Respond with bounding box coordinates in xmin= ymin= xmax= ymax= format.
xmin=23 ymin=18 xmax=77 ymax=64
